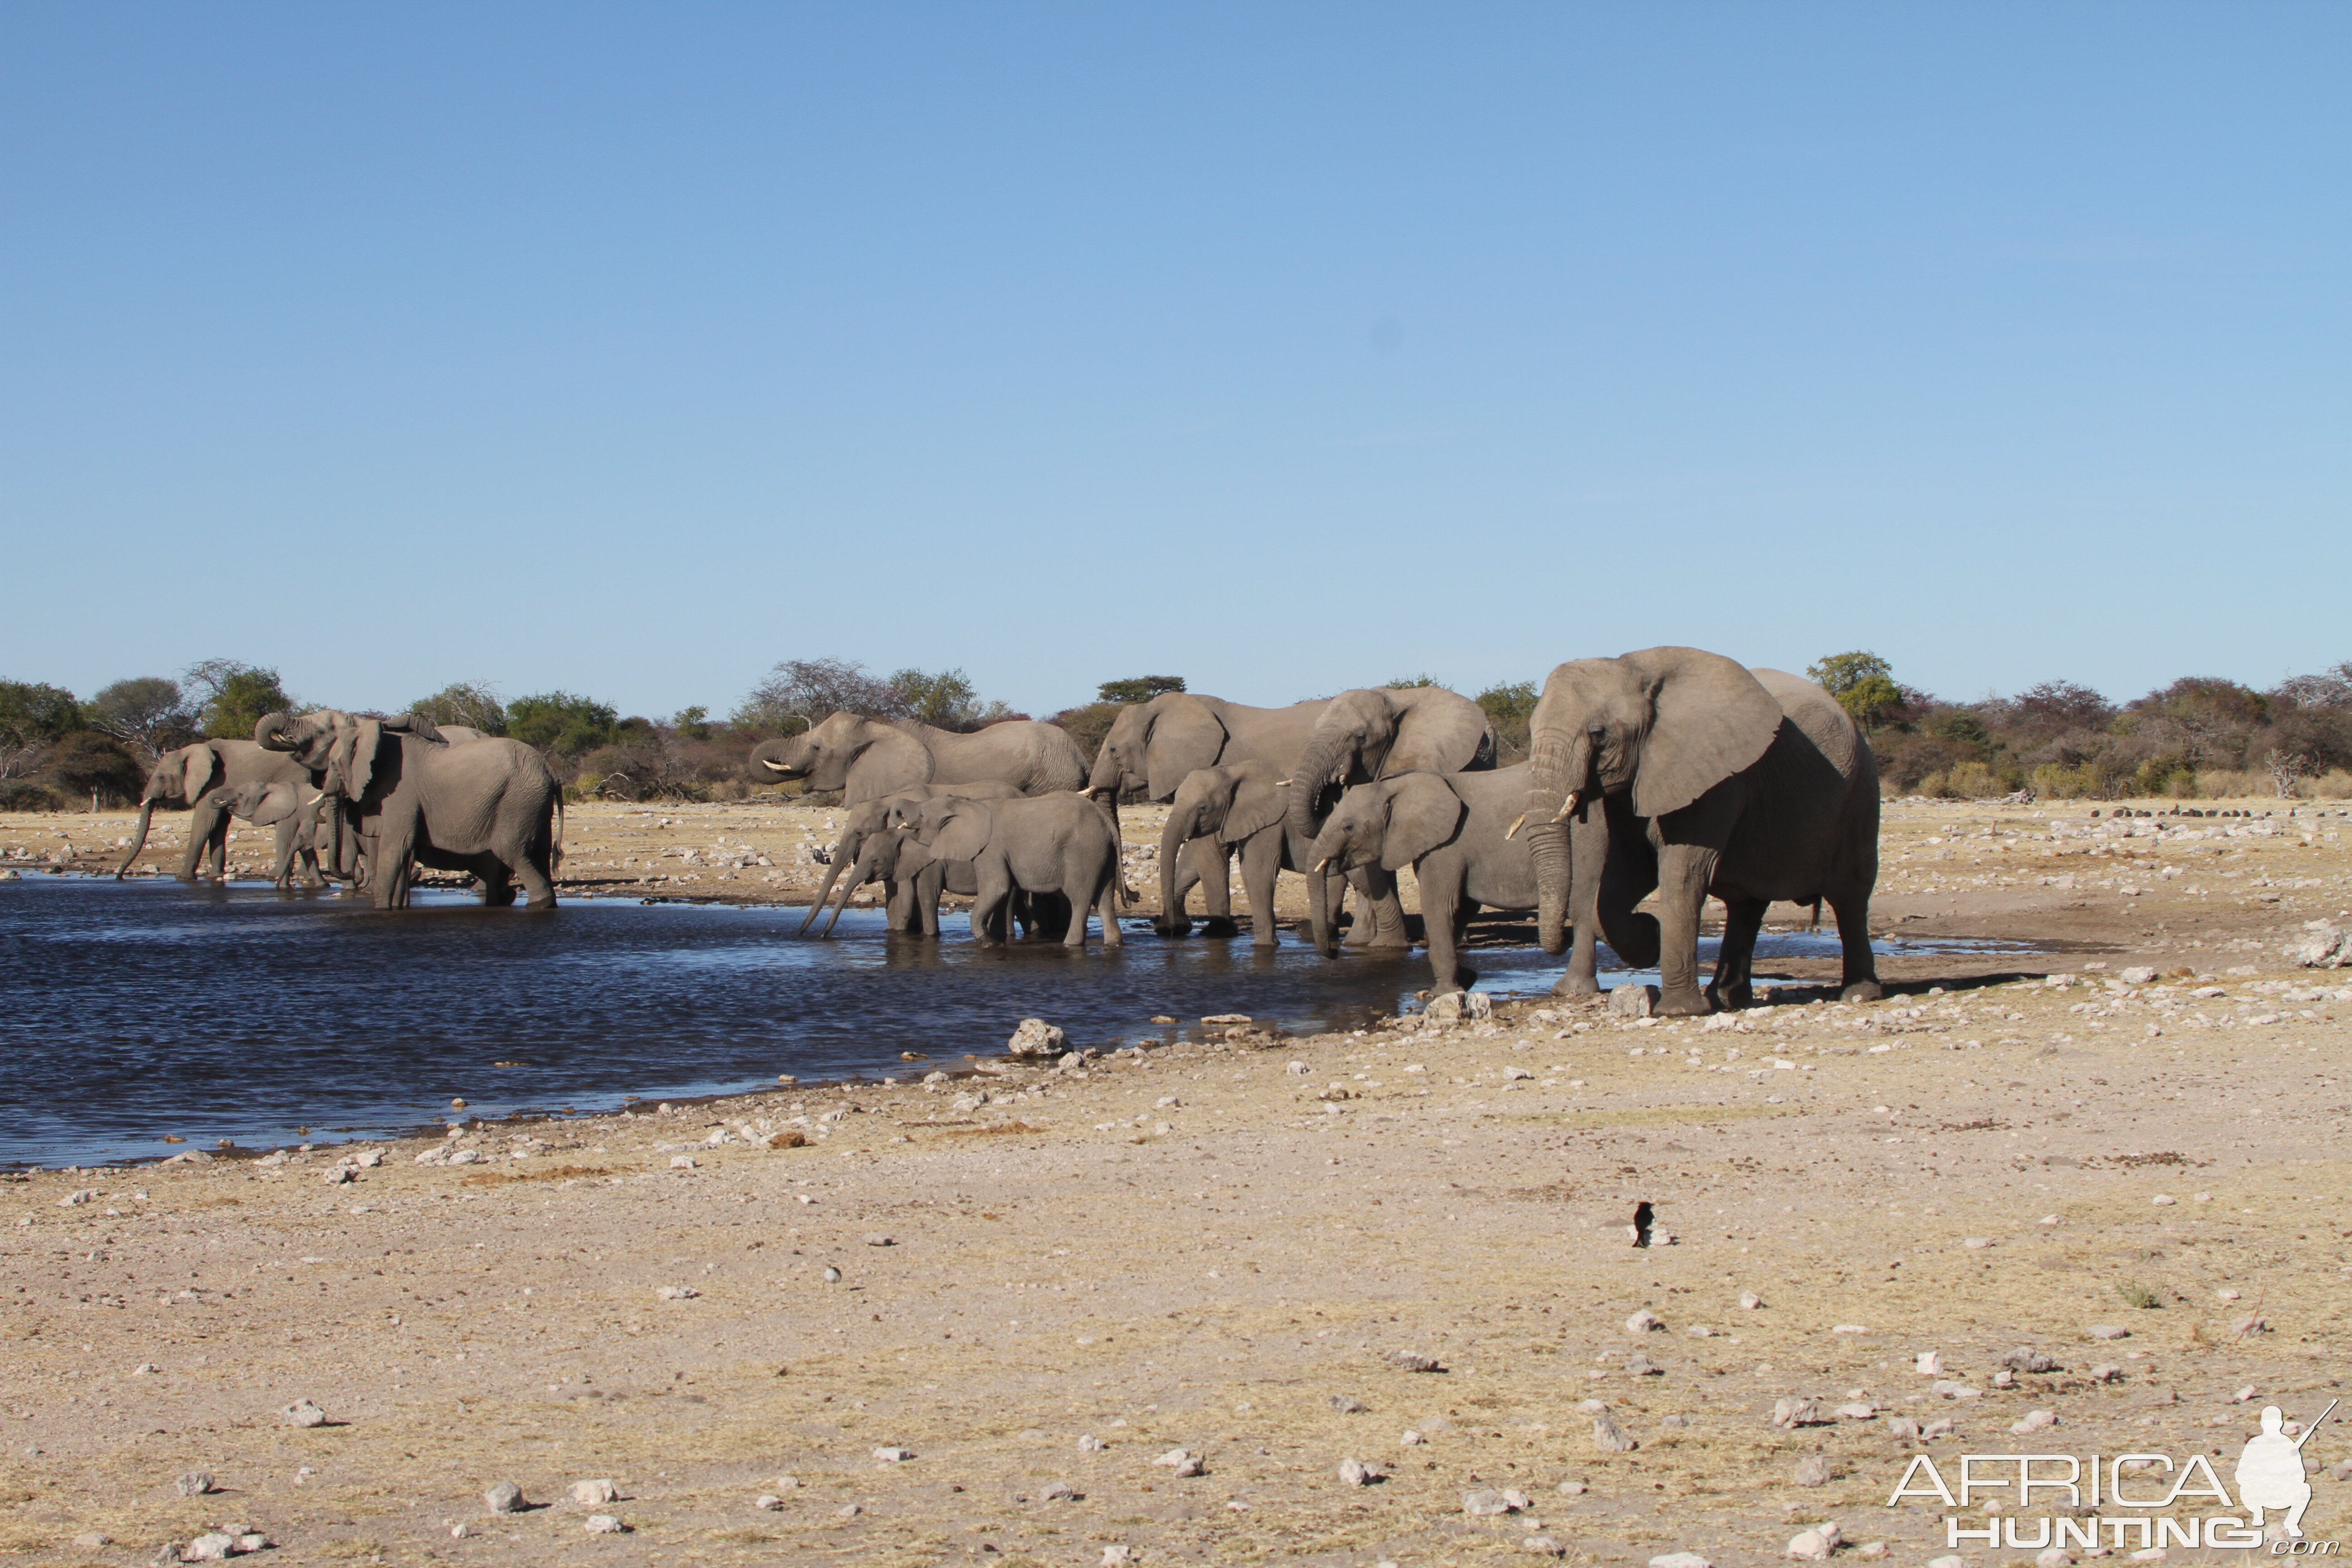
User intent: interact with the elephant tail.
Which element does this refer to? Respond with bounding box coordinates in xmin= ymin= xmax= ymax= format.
xmin=1809 ymin=898 xmax=1822 ymax=930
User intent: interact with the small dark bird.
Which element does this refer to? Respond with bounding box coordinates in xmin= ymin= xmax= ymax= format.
xmin=1631 ymin=1200 xmax=1654 ymax=1248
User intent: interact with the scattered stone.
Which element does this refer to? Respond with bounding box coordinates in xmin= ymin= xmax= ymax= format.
xmin=836 ymin=1503 xmax=862 ymax=1518
xmin=181 ymin=1534 xmax=235 ymax=1562
xmin=1625 ymin=1309 xmax=1664 ymax=1333
xmin=1931 ymin=1380 xmax=1980 ymax=1400
xmin=1077 ymin=1434 xmax=1107 ymax=1452
xmin=1835 ymin=1402 xmax=1877 ymax=1420
xmin=754 ymin=1494 xmax=781 ymax=1510
xmin=764 ymin=1131 xmax=807 ymax=1149
xmin=1992 ymin=1369 xmax=2018 ymax=1390
xmin=132 ymin=1363 xmax=159 ymax=1376
xmin=1400 ymin=1430 xmax=1424 ymax=1445
xmin=1523 ymin=1536 xmax=1565 ymax=1556
xmin=485 ymin=1482 xmax=526 ymax=1514
xmin=1771 ymin=1398 xmax=1820 ymax=1429
xmin=2037 ymin=1549 xmax=2077 ymax=1568
xmin=1794 ymin=1454 xmax=1833 ymax=1486
xmin=1930 ymin=1557 xmax=1967 ymax=1568
xmin=1660 ymin=1413 xmax=1690 ymax=1429
xmin=1651 ymin=1555 xmax=1711 ymax=1568
xmin=2005 ymin=1348 xmax=2060 ymax=1373
xmin=1200 ymin=1014 xmax=1251 ymax=1026
xmin=1885 ymin=1417 xmax=1920 ymax=1440
xmin=58 ymin=1189 xmax=98 ymax=1208
xmin=323 ymin=1166 xmax=354 ymax=1185
xmin=1008 ymin=1019 xmax=1068 ymax=1057
xmin=2088 ymin=1325 xmax=2129 ymax=1341
xmin=1560 ymin=1481 xmax=1590 ymax=1497
xmin=872 ymin=1447 xmax=913 ymax=1462
xmin=1330 ymin=1395 xmax=1368 ymax=1413
xmin=279 ymin=1398 xmax=327 ymax=1428
xmin=1850 ymin=1545 xmax=1887 ymax=1562
xmin=583 ymin=1514 xmax=625 ymax=1534
xmin=1921 ymin=1418 xmax=1955 ymax=1439
xmin=821 ymin=1267 xmax=842 ymax=1283
xmin=1592 ymin=1414 xmax=1637 ymax=1452
xmin=2287 ymin=924 xmax=2348 ymax=969
xmin=668 ymin=1155 xmax=696 ymax=1170
xmin=2011 ymin=1410 xmax=2059 ymax=1435
xmin=1041 ymin=1480 xmax=1078 ymax=1501
xmin=1739 ymin=1291 xmax=1764 ymax=1310
xmin=2120 ymin=966 xmax=2158 ymax=985
xmin=2090 ymin=1364 xmax=2124 ymax=1383
xmin=235 ymin=1536 xmax=268 ymax=1554
xmin=1338 ymin=1457 xmax=1382 ymax=1486
xmin=1386 ymin=1351 xmax=1442 ymax=1372
xmin=1916 ymin=1351 xmax=1944 ymax=1376
xmin=1786 ymin=1523 xmax=1842 ymax=1562
xmin=72 ymin=1534 xmax=111 ymax=1551
xmin=1608 ymin=985 xmax=1656 ymax=1019
xmin=1464 ymin=1489 xmax=1517 ymax=1516
xmin=1625 ymin=1354 xmax=1661 ymax=1377
xmin=175 ymin=1472 xmax=214 ymax=1497
xmin=570 ymin=1479 xmax=617 ymax=1505
xmin=1101 ymin=1547 xmax=1132 ymax=1567
xmin=1423 ymin=990 xmax=1493 ymax=1023
xmin=1154 ymin=1448 xmax=1203 ymax=1476
xmin=654 ymin=1285 xmax=699 ymax=1300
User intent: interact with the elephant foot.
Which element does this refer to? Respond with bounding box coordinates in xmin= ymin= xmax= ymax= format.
xmin=1655 ymin=987 xmax=1713 ymax=1017
xmin=1552 ymin=971 xmax=1601 ymax=996
xmin=1252 ymin=933 xmax=1279 ymax=949
xmin=1455 ymin=965 xmax=1479 ymax=991
xmin=1198 ymin=916 xmax=1240 ymax=939
xmin=1842 ymin=979 xmax=1884 ymax=1003
xmin=1708 ymin=981 xmax=1754 ymax=1011
xmin=1153 ymin=917 xmax=1191 ymax=939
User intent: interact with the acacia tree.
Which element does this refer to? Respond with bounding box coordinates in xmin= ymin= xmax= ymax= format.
xmin=88 ymin=677 xmax=198 ymax=760
xmin=732 ymin=658 xmax=905 ymax=734
xmin=0 ymin=681 xmax=82 ymax=779
xmin=1808 ymin=651 xmax=1903 ymax=730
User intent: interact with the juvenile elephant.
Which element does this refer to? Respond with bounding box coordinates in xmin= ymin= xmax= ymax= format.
xmin=749 ymin=714 xmax=1086 ymax=804
xmin=1156 ymin=762 xmax=1331 ymax=949
xmin=798 ymin=781 xmax=1024 ymax=936
xmin=818 ymin=817 xmax=1066 ymax=941
xmin=1310 ymin=764 xmax=1554 ymax=995
xmin=1282 ymin=685 xmax=1497 ymax=949
xmin=888 ymin=793 xmax=1122 ymax=948
xmin=115 ymin=739 xmax=313 ymax=881
xmin=255 ymin=710 xmax=566 ymax=909
xmin=201 ymin=780 xmax=330 ymax=889
xmin=1519 ymin=648 xmax=1881 ymax=1015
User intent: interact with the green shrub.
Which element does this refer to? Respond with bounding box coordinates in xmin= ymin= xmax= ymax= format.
xmin=508 ymin=692 xmax=620 ymax=757
xmin=45 ymin=732 xmax=145 ymax=805
xmin=1944 ymin=761 xmax=2000 ymax=798
xmin=0 ymin=779 xmax=63 ymax=812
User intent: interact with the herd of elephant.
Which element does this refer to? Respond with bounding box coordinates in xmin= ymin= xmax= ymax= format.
xmin=110 ymin=648 xmax=1882 ymax=1016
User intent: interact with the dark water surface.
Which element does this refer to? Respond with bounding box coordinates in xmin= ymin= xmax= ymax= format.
xmin=0 ymin=876 xmax=2030 ymax=1167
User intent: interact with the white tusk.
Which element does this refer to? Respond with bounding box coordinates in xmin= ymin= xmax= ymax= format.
xmin=1275 ymin=779 xmax=1291 ymax=787
xmin=1553 ymin=790 xmax=1582 ymax=821
xmin=1504 ymin=813 xmax=1526 ymax=840
xmin=1313 ymin=857 xmax=1330 ymax=872
xmin=760 ymin=759 xmax=791 ymax=772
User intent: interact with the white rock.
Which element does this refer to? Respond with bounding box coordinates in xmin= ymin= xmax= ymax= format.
xmin=181 ymin=1534 xmax=235 ymax=1562
xmin=1077 ymin=1434 xmax=1107 ymax=1451
xmin=1101 ymin=1548 xmax=1132 ymax=1567
xmin=1835 ymin=1402 xmax=1877 ymax=1420
xmin=2011 ymin=1410 xmax=2059 ymax=1434
xmin=176 ymin=1472 xmax=214 ymax=1497
xmin=583 ymin=1514 xmax=624 ymax=1534
xmin=1625 ymin=1309 xmax=1664 ymax=1333
xmin=2038 ymin=1549 xmax=2077 ymax=1567
xmin=1930 ymin=1557 xmax=1967 ymax=1568
xmin=754 ymin=1494 xmax=781 ymax=1510
xmin=1931 ymin=1380 xmax=1980 ymax=1400
xmin=570 ymin=1479 xmax=617 ymax=1505
xmin=1608 ymin=985 xmax=1656 ymax=1019
xmin=1651 ymin=1555 xmax=1713 ymax=1568
xmin=655 ymin=1285 xmax=699 ymax=1300
xmin=1338 ymin=1457 xmax=1381 ymax=1485
xmin=1592 ymin=1414 xmax=1637 ymax=1452
xmin=1786 ymin=1524 xmax=1842 ymax=1562
xmin=1916 ymin=1351 xmax=1944 ymax=1376
xmin=1772 ymin=1398 xmax=1820 ymax=1429
xmin=1464 ymin=1488 xmax=1516 ymax=1516
xmin=279 ymin=1398 xmax=328 ymax=1427
xmin=1794 ymin=1454 xmax=1833 ymax=1486
xmin=2120 ymin=966 xmax=2158 ymax=984
xmin=1041 ymin=1481 xmax=1077 ymax=1501
xmin=1739 ymin=1291 xmax=1764 ymax=1310
xmin=872 ymin=1446 xmax=912 ymax=1462
xmin=1008 ymin=1019 xmax=1068 ymax=1057
xmin=2088 ymin=1324 xmax=2129 ymax=1340
xmin=1153 ymin=1448 xmax=1203 ymax=1476
xmin=484 ymin=1481 xmax=525 ymax=1514
xmin=669 ymin=1155 xmax=697 ymax=1169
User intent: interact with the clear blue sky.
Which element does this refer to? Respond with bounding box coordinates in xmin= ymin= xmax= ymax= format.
xmin=4 ymin=3 xmax=2344 ymax=721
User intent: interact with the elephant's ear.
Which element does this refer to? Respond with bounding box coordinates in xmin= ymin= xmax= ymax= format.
xmin=848 ymin=725 xmax=934 ymax=798
xmin=928 ymin=800 xmax=993 ymax=863
xmin=1620 ymin=647 xmax=1782 ymax=819
xmin=1219 ymin=768 xmax=1287 ymax=844
xmin=246 ymin=783 xmax=302 ymax=827
xmin=1145 ymin=697 xmax=1227 ymax=801
xmin=1382 ymin=687 xmax=1496 ymax=776
xmin=1380 ymin=772 xmax=1465 ymax=870
xmin=180 ymin=746 xmax=221 ymax=802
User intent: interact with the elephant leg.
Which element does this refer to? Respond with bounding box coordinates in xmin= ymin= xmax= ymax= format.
xmin=1454 ymin=898 xmax=1481 ymax=993
xmin=1553 ymin=805 xmax=1607 ymax=994
xmin=1061 ymin=861 xmax=1092 ymax=947
xmin=268 ymin=820 xmax=301 ymax=888
xmin=482 ymin=867 xmax=519 ymax=907
xmin=1096 ymin=861 xmax=1122 ymax=947
xmin=1652 ymin=844 xmax=1720 ymax=1015
xmin=1343 ymin=864 xmax=1411 ymax=949
xmin=885 ymin=876 xmax=916 ymax=932
xmin=1192 ymin=837 xmax=1238 ymax=937
xmin=1828 ymin=883 xmax=1883 ymax=1001
xmin=1421 ymin=877 xmax=1467 ymax=994
xmin=1595 ymin=833 xmax=1661 ymax=971
xmin=916 ymin=866 xmax=946 ymax=937
xmin=1240 ymin=835 xmax=1280 ymax=948
xmin=373 ymin=811 xmax=418 ymax=910
xmin=970 ymin=867 xmax=1010 ymax=946
xmin=512 ymin=843 xmax=557 ymax=908
xmin=1709 ymin=896 xmax=1769 ymax=1010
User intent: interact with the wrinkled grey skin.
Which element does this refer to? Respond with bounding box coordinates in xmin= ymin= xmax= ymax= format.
xmin=256 ymin=710 xmax=565 ymax=909
xmin=201 ymin=779 xmax=329 ymax=888
xmin=1156 ymin=762 xmax=1332 ymax=949
xmin=823 ymin=818 xmax=1066 ymax=942
xmin=115 ymin=739 xmax=314 ymax=882
xmin=1521 ymin=649 xmax=1881 ymax=1015
xmin=798 ymin=781 xmax=1024 ymax=936
xmin=888 ymin=793 xmax=1122 ymax=948
xmin=1310 ymin=763 xmax=1569 ymax=995
xmin=1282 ymin=686 xmax=1498 ymax=950
xmin=749 ymin=714 xmax=1086 ymax=805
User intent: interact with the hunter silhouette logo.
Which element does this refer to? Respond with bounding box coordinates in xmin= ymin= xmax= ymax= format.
xmin=2239 ymin=1401 xmax=2332 ymax=1540
xmin=1887 ymin=1397 xmax=2337 ymax=1552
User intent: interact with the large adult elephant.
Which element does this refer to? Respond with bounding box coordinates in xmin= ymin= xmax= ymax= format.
xmin=115 ymin=740 xmax=314 ymax=882
xmin=1519 ymin=648 xmax=1881 ymax=1016
xmin=748 ymin=715 xmax=1086 ymax=805
xmin=255 ymin=711 xmax=565 ymax=908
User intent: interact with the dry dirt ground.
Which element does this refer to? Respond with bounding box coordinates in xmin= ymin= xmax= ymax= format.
xmin=3 ymin=798 xmax=2350 ymax=1567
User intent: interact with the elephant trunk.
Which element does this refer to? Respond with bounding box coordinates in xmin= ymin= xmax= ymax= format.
xmin=1305 ymin=823 xmax=1348 ymax=957
xmin=1284 ymin=733 xmax=1351 ymax=845
xmin=254 ymin=710 xmax=298 ymax=751
xmin=798 ymin=830 xmax=858 ymax=936
xmin=115 ymin=799 xmax=157 ymax=880
xmin=1155 ymin=807 xmax=1195 ymax=937
xmin=822 ymin=840 xmax=887 ymax=937
xmin=1526 ymin=727 xmax=1591 ymax=957
xmin=748 ymin=736 xmax=811 ymax=784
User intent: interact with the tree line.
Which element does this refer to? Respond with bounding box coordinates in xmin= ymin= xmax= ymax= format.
xmin=3 ymin=652 xmax=2346 ymax=811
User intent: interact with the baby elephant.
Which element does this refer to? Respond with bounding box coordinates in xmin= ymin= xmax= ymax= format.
xmin=1308 ymin=763 xmax=1536 ymax=995
xmin=889 ymin=792 xmax=1123 ymax=947
xmin=201 ymin=780 xmax=328 ymax=889
xmin=1158 ymin=762 xmax=1332 ymax=948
